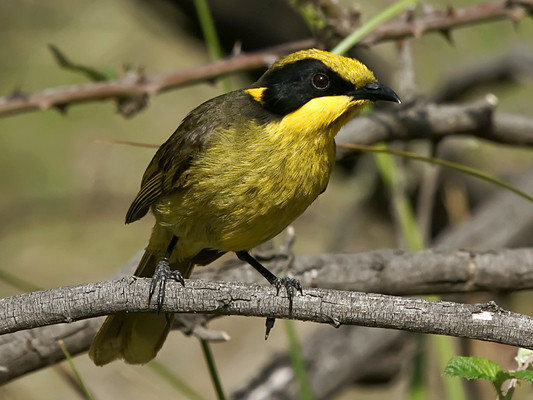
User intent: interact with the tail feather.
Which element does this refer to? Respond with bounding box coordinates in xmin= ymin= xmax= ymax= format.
xmin=89 ymin=250 xmax=189 ymax=366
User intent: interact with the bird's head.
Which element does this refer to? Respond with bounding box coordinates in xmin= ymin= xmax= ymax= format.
xmin=247 ymin=49 xmax=400 ymax=122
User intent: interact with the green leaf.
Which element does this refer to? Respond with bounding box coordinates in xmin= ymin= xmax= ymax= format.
xmin=509 ymin=370 xmax=533 ymax=383
xmin=48 ymin=44 xmax=109 ymax=82
xmin=443 ymin=356 xmax=501 ymax=382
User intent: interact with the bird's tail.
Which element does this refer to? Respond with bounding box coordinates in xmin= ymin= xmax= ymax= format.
xmin=89 ymin=229 xmax=193 ymax=365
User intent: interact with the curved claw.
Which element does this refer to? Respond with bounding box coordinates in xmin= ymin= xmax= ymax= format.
xmin=148 ymin=258 xmax=185 ymax=314
xmin=273 ymin=277 xmax=303 ymax=315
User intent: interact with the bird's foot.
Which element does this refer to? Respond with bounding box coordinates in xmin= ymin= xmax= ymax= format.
xmin=148 ymin=257 xmax=185 ymax=313
xmin=264 ymin=278 xmax=302 ymax=339
xmin=272 ymin=277 xmax=303 ymax=315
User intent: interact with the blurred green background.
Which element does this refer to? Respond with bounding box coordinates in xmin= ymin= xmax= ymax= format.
xmin=0 ymin=0 xmax=532 ymax=399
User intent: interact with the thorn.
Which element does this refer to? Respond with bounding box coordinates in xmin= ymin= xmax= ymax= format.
xmin=446 ymin=5 xmax=456 ymax=17
xmin=508 ymin=8 xmax=526 ymax=30
xmin=265 ymin=317 xmax=275 ymax=340
xmin=135 ymin=66 xmax=147 ymax=84
xmin=54 ymin=103 xmax=69 ymax=115
xmin=348 ymin=7 xmax=361 ymax=24
xmin=395 ymin=39 xmax=407 ymax=52
xmin=405 ymin=8 xmax=415 ymax=23
xmin=231 ymin=40 xmax=242 ymax=57
xmin=8 ymin=88 xmax=27 ymax=101
xmin=439 ymin=29 xmax=454 ymax=45
xmin=117 ymin=94 xmax=148 ymax=118
xmin=282 ymin=225 xmax=296 ymax=252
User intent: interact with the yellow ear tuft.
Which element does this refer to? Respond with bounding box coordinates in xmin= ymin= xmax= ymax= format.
xmin=246 ymin=87 xmax=266 ymax=104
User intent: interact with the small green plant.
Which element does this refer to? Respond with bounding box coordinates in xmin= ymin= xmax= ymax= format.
xmin=443 ymin=351 xmax=533 ymax=400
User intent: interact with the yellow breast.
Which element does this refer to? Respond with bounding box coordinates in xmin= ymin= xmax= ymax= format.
xmin=154 ymin=95 xmax=362 ymax=254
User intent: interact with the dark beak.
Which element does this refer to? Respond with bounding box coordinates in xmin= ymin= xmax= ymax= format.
xmin=351 ymin=82 xmax=401 ymax=104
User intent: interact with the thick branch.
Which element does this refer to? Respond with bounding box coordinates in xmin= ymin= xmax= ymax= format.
xmin=289 ymin=248 xmax=533 ymax=294
xmin=0 ymin=0 xmax=531 ymax=118
xmin=4 ymin=246 xmax=533 ymax=384
xmin=1 ymin=278 xmax=533 ymax=350
xmin=336 ymin=96 xmax=533 ymax=147
xmin=196 ymin=248 xmax=533 ymax=295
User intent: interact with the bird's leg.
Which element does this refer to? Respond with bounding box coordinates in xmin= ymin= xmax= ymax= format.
xmin=236 ymin=250 xmax=303 ymax=315
xmin=149 ymin=235 xmax=185 ymax=313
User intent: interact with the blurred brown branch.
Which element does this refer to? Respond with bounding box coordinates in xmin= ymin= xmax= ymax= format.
xmin=362 ymin=0 xmax=533 ymax=44
xmin=2 ymin=277 xmax=533 ymax=350
xmin=0 ymin=0 xmax=531 ymax=119
xmin=0 ymin=40 xmax=313 ymax=119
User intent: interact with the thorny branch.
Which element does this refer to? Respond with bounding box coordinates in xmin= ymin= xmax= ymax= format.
xmin=0 ymin=0 xmax=531 ymax=118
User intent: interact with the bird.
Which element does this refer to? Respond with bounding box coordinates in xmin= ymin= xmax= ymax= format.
xmin=89 ymin=48 xmax=400 ymax=366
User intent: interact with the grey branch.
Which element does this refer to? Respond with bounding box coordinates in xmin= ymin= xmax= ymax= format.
xmin=231 ymin=326 xmax=410 ymax=400
xmin=4 ymin=246 xmax=533 ymax=383
xmin=1 ymin=278 xmax=533 ymax=349
xmin=202 ymin=247 xmax=533 ymax=296
xmin=337 ymin=95 xmax=533 ymax=148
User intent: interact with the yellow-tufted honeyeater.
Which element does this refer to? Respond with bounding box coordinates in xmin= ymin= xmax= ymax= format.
xmin=89 ymin=49 xmax=400 ymax=365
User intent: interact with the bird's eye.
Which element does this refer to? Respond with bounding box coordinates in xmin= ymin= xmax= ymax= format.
xmin=312 ymin=73 xmax=330 ymax=89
